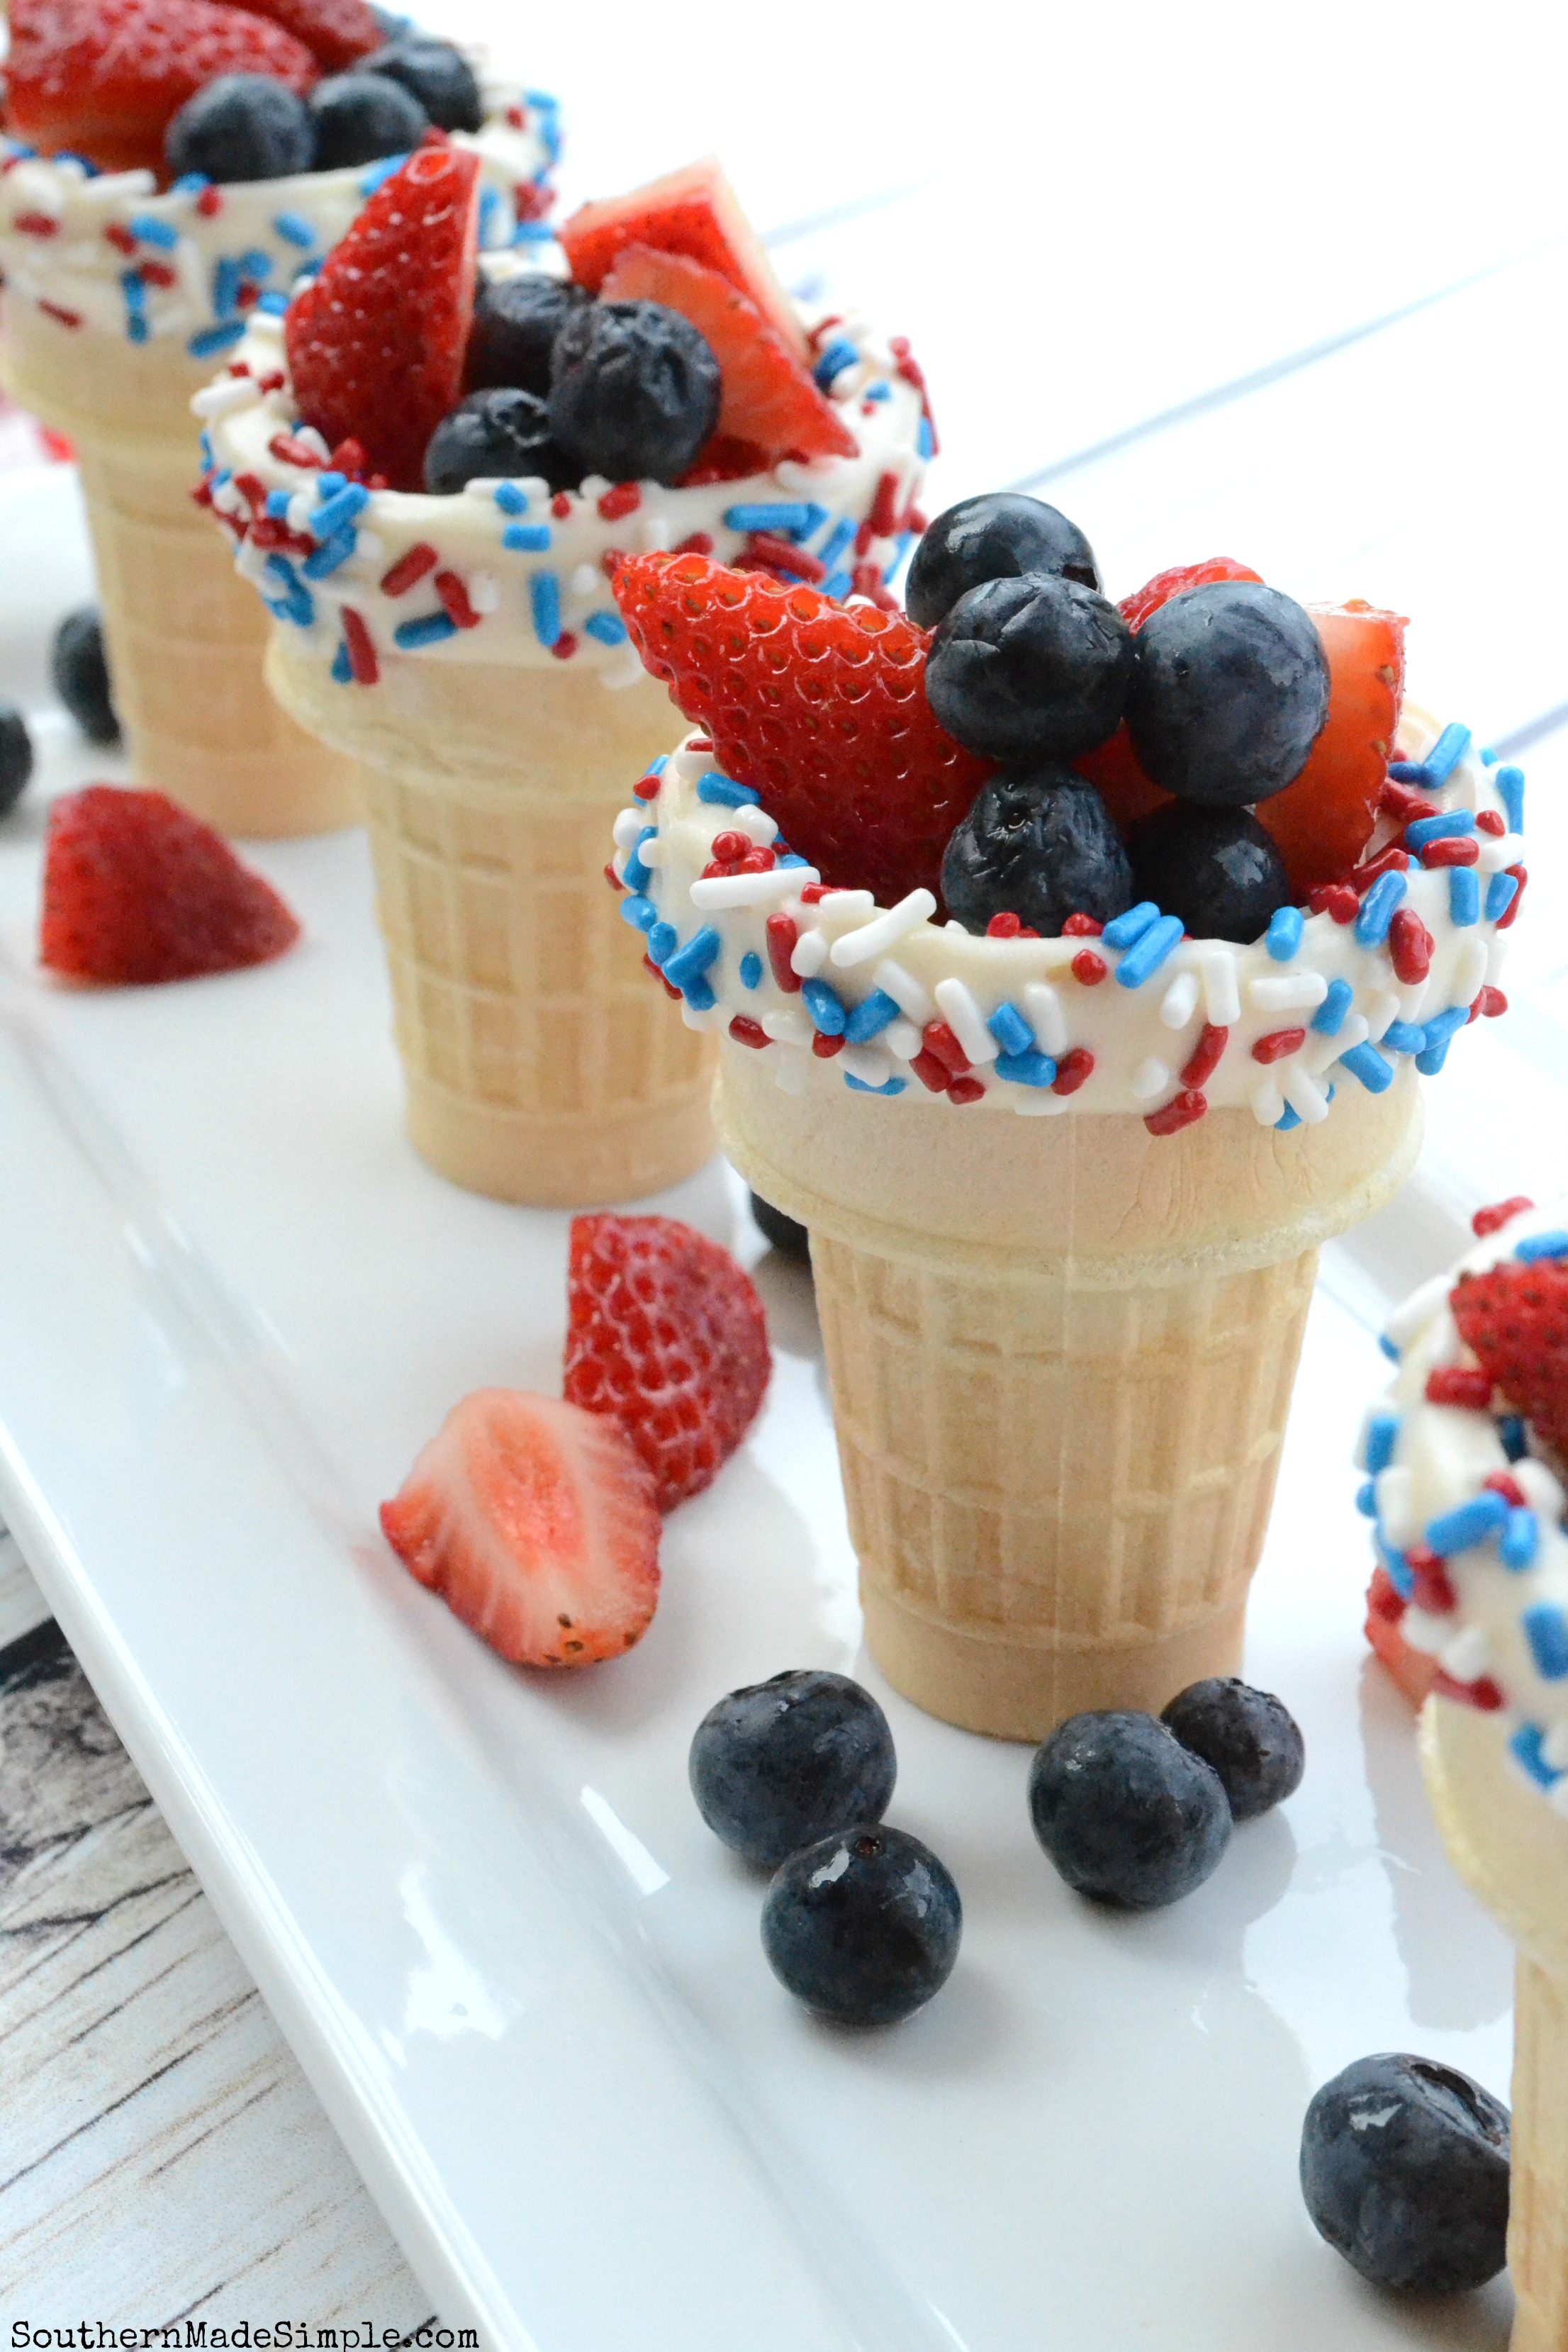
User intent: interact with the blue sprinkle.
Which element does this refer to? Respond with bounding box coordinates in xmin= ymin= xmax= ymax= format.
xmin=618 ymin=893 xmax=656 ymax=934
xmin=198 ymin=430 xmax=214 ymax=469
xmin=697 ymin=773 xmax=761 ymax=807
xmin=822 ymin=569 xmax=853 ymax=600
xmin=739 ymin=951 xmax=763 ymax=991
xmin=1382 ymin=1020 xmax=1428 ymax=1055
xmin=1415 ymin=1036 xmax=1452 ymax=1077
xmin=917 ymin=415 xmax=934 ymax=461
xmin=1379 ymin=1537 xmax=1415 ymax=1601
xmin=264 ymin=554 xmax=303 ymax=596
xmin=1387 ymin=761 xmax=1430 ymax=785
xmin=995 ymin=1048 xmax=1058 ymax=1088
xmin=987 ymin=1001 xmax=1034 ymax=1057
xmin=1355 ymin=868 xmax=1407 ymax=945
xmin=844 ymin=1073 xmax=908 ymax=1095
xmin=1406 ymin=809 xmax=1475 ymax=847
xmin=1523 ymin=1604 xmax=1568 ymax=1681
xmin=1115 ymin=914 xmax=1184 ymax=987
xmin=266 ymin=588 xmax=314 ymax=629
xmin=778 ymin=853 xmax=810 ymax=868
xmin=272 ymin=211 xmax=317 ymax=250
xmin=1275 ymin=1103 xmax=1302 ymax=1132
xmin=665 ymin=926 xmax=723 ymax=992
xmin=330 ymin=639 xmax=352 ymax=685
xmin=255 ymin=291 xmax=289 ymax=316
xmin=493 ymin=480 xmax=529 ymax=515
xmin=1426 ymin=1491 xmax=1508 ymax=1556
xmin=621 ymin=825 xmax=656 ymax=894
xmin=54 ymin=150 xmax=101 ymax=176
xmin=862 ymin=381 xmax=892 ymax=401
xmin=301 ymin=531 xmax=357 ymax=580
xmin=814 ymin=516 xmax=856 ymax=573
xmin=1365 ymin=1411 xmax=1400 ymax=1475
xmin=813 ymin=335 xmax=859 ymax=391
xmin=168 ymin=171 xmax=207 ymax=193
xmin=265 ymin=488 xmax=292 ymax=518
xmin=315 ymin=471 xmax=347 ymax=498
xmin=359 ymin=152 xmax=412 ymax=196
xmin=125 ymin=314 xmax=149 ymax=345
xmin=503 ymin=524 xmax=552 ymax=553
xmin=1424 ymin=1005 xmax=1472 ymax=1049
xmin=845 ymin=988 xmax=901 ymax=1043
xmin=187 ymin=320 xmax=247 ymax=357
xmin=1379 ymin=1333 xmax=1401 ymax=1363
xmin=585 ymin=612 xmax=627 ymax=647
xmin=1481 ymin=746 xmax=1500 ymax=766
xmin=1511 ymin=1724 xmax=1562 ymax=1787
xmin=1501 ymin=1414 xmax=1528 ymax=1462
xmin=723 ymin=500 xmax=818 ymax=537
xmin=128 ymin=212 xmax=179 ymax=250
xmin=1355 ymin=1480 xmax=1378 ymax=1517
xmin=530 ymin=571 xmax=561 ymax=648
xmin=683 ymin=976 xmax=717 ymax=1012
xmin=1496 ymin=765 xmax=1525 ymax=834
xmin=1265 ymin=905 xmax=1305 ymax=961
xmin=646 ymin=920 xmax=677 ymax=966
xmin=212 ymin=255 xmax=243 ymax=318
xmin=1339 ymin=1042 xmax=1395 ymax=1094
xmin=393 ymin=610 xmax=459 ymax=649
xmin=1450 ymin=866 xmax=1480 ymax=926
xmin=1501 ymin=1508 xmax=1540 ymax=1571
xmin=121 ymin=269 xmax=146 ymax=308
xmin=1424 ymin=722 xmax=1472 ymax=783
xmin=478 ymin=185 xmax=502 ymax=247
xmin=801 ymin=978 xmax=848 ymax=1036
xmin=1311 ymin=977 xmax=1355 ymax=1036
xmin=1486 ymin=870 xmax=1519 ymax=922
xmin=1102 ymin=902 xmax=1160 ymax=949
xmin=237 ymin=247 xmax=272 ymax=281
xmin=512 ymin=220 xmax=554 ymax=245
xmin=1517 ymin=1230 xmax=1568 ymax=1262
xmin=310 ymin=483 xmax=369 ymax=542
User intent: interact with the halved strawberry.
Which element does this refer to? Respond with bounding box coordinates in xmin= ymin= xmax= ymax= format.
xmin=7 ymin=0 xmax=318 ymax=179
xmin=560 ymin=156 xmax=810 ymax=364
xmin=600 ymin=245 xmax=855 ymax=468
xmin=40 ymin=785 xmax=300 ymax=983
xmin=379 ymin=1389 xmax=661 ymax=1667
xmin=286 ymin=145 xmax=478 ymax=493
xmin=212 ymin=0 xmax=379 ymax=70
xmin=564 ymin=1214 xmax=770 ymax=1511
xmin=612 ymin=553 xmax=995 ymax=908
xmin=1255 ymin=602 xmax=1406 ymax=895
xmin=1450 ymin=1258 xmax=1568 ymax=1462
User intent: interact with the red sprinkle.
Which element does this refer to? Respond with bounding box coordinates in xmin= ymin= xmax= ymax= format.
xmin=920 ymin=1021 xmax=970 ymax=1077
xmin=380 ymin=542 xmax=439 ymax=597
xmin=1062 ymin=912 xmax=1104 ymax=936
xmin=247 ymin=517 xmax=315 ymax=555
xmin=1253 ymin=1027 xmax=1306 ymax=1064
xmin=947 ymin=1075 xmax=986 ymax=1105
xmin=710 ymin=829 xmax=749 ymax=863
xmin=103 ymin=221 xmax=138 ymax=256
xmin=604 ymin=861 xmax=622 ymax=892
xmin=269 ymin=432 xmax=324 ymax=468
xmin=1477 ymin=985 xmax=1508 ymax=1019
xmin=643 ymin=954 xmax=682 ymax=1001
xmin=853 ymin=518 xmax=875 ymax=559
xmin=1475 ymin=808 xmax=1506 ymax=837
xmin=1496 ymin=864 xmax=1526 ymax=929
xmin=1424 ymin=1366 xmax=1493 ymax=1409
xmin=1433 ymin=1671 xmax=1505 ymax=1711
xmin=1145 ymin=1088 xmax=1207 ymax=1137
xmin=868 ymin=470 xmax=901 ymax=539
xmin=672 ymin=531 xmax=714 ymax=557
xmin=1473 ymin=1194 xmax=1534 ymax=1236
xmin=1420 ymin=836 xmax=1479 ymax=868
xmin=985 ymin=912 xmax=1040 ymax=939
xmin=598 ymin=481 xmax=642 ymax=520
xmin=729 ymin=1016 xmax=769 ymax=1050
xmin=551 ymin=491 xmax=573 ymax=519
xmin=340 ymin=605 xmax=379 ymax=685
xmin=1181 ymin=1024 xmax=1229 ymax=1088
xmin=1379 ymin=779 xmax=1440 ymax=823
xmin=257 ymin=369 xmax=286 ymax=394
xmin=435 ymin=569 xmax=481 ymax=629
xmin=195 ymin=185 xmax=223 ymax=217
xmin=1483 ymin=1470 xmax=1528 ymax=1507
xmin=1409 ymin=1549 xmax=1458 ymax=1614
xmin=14 ymin=212 xmax=60 ymax=237
xmin=505 ymin=102 xmax=527 ymax=130
xmin=1051 ymin=1047 xmax=1094 ymax=1096
xmin=851 ymin=561 xmax=897 ymax=611
xmin=235 ymin=472 xmax=267 ymax=510
xmin=1387 ymin=906 xmax=1433 ymax=985
xmin=191 ymin=479 xmax=215 ymax=511
xmin=812 ymin=1031 xmax=844 ymax=1058
xmin=1070 ymin=951 xmax=1107 ymax=986
xmin=766 ymin=912 xmax=801 ymax=993
xmin=748 ymin=532 xmax=825 ymax=582
xmin=329 ymin=436 xmax=370 ymax=479
xmin=889 ymin=335 xmax=939 ymax=452
xmin=909 ymin=1048 xmax=951 ymax=1093
xmin=633 ymin=771 xmax=661 ymax=800
xmin=1303 ymin=883 xmax=1360 ymax=924
xmin=1348 ymin=844 xmax=1411 ymax=891
xmin=1367 ymin=1565 xmax=1406 ymax=1625
xmin=38 ymin=301 xmax=83 ymax=330
xmin=138 ymin=258 xmax=175 ymax=288
xmin=549 ymin=632 xmax=578 ymax=661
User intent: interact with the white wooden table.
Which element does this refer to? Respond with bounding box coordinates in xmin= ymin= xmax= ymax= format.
xmin=4 ymin=0 xmax=1568 ymax=2328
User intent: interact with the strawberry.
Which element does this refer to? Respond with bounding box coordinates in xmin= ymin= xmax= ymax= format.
xmin=564 ymin=1214 xmax=770 ymax=1512
xmin=380 ymin=1389 xmax=661 ymax=1667
xmin=286 ymin=145 xmax=478 ymax=493
xmin=599 ymin=245 xmax=855 ymax=468
xmin=1450 ymin=1258 xmax=1568 ymax=1462
xmin=612 ymin=554 xmax=995 ymax=907
xmin=560 ymin=156 xmax=810 ymax=364
xmin=1117 ymin=556 xmax=1264 ymax=634
xmin=7 ymin=0 xmax=318 ymax=179
xmin=211 ymin=0 xmax=378 ymax=71
xmin=1255 ymin=602 xmax=1406 ymax=895
xmin=40 ymin=785 xmax=300 ymax=983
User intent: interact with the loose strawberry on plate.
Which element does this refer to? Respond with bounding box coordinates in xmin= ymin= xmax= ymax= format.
xmin=1450 ymin=1258 xmax=1568 ymax=1462
xmin=40 ymin=785 xmax=301 ymax=983
xmin=380 ymin=1390 xmax=661 ymax=1667
xmin=564 ymin=1214 xmax=770 ymax=1511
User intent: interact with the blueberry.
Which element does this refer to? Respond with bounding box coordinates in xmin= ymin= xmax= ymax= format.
xmin=0 ymin=705 xmax=34 ymax=818
xmin=1161 ymin=1677 xmax=1304 ymax=1821
xmin=1126 ymin=581 xmax=1329 ymax=807
xmin=689 ymin=1669 xmax=895 ymax=1869
xmin=549 ymin=299 xmax=720 ymax=487
xmin=941 ymin=764 xmax=1133 ymax=936
xmin=422 ymin=386 xmax=575 ymax=495
xmin=1028 ymin=1710 xmax=1232 ymax=1909
xmin=468 ymin=274 xmax=590 ymax=400
xmin=52 ymin=610 xmax=118 ymax=744
xmin=925 ymin=573 xmax=1131 ymax=763
xmin=363 ymin=37 xmax=483 ymax=134
xmin=761 ymin=1824 xmax=961 ymax=2025
xmin=906 ymin=493 xmax=1101 ymax=629
xmin=1301 ymin=2054 xmax=1510 ymax=2292
xmin=749 ymin=1191 xmax=811 ymax=1265
xmin=1128 ymin=802 xmax=1292 ymax=945
xmin=308 ymin=71 xmax=428 ymax=171
xmin=164 ymin=73 xmax=315 ymax=184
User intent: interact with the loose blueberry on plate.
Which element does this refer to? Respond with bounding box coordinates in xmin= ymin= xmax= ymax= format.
xmin=690 ymin=1669 xmax=896 ymax=1869
xmin=364 ymin=36 xmax=483 ymax=133
xmin=761 ymin=1823 xmax=961 ymax=2025
xmin=0 ymin=705 xmax=35 ymax=819
xmin=164 ymin=72 xmax=315 ymax=182
xmin=1161 ymin=1677 xmax=1304 ymax=1820
xmin=941 ymin=764 xmax=1133 ymax=936
xmin=925 ymin=573 xmax=1132 ymax=763
xmin=1300 ymin=2054 xmax=1510 ymax=2292
xmin=1028 ymin=1710 xmax=1232 ymax=1908
xmin=1126 ymin=580 xmax=1330 ymax=807
xmin=905 ymin=493 xmax=1101 ymax=628
xmin=308 ymin=69 xmax=428 ymax=169
xmin=52 ymin=610 xmax=118 ymax=745
xmin=1128 ymin=802 xmax=1292 ymax=944
xmin=549 ymin=299 xmax=721 ymax=486
xmin=468 ymin=275 xmax=590 ymax=400
xmin=423 ymin=386 xmax=575 ymax=494
xmin=749 ymin=1191 xmax=811 ymax=1265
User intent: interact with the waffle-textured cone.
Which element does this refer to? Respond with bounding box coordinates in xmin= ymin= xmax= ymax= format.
xmin=719 ymin=1046 xmax=1422 ymax=1740
xmin=2 ymin=298 xmax=360 ymax=837
xmin=269 ymin=629 xmax=715 ymax=1206
xmin=1422 ymin=1698 xmax=1568 ymax=2350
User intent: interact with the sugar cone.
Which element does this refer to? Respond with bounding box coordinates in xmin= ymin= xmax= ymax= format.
xmin=1 ymin=298 xmax=359 ymax=836
xmin=1422 ymin=1697 xmax=1568 ymax=2350
xmin=268 ymin=629 xmax=715 ymax=1205
xmin=718 ymin=1044 xmax=1422 ymax=1740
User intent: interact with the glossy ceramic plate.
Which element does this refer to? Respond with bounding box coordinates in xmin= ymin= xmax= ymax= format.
xmin=0 ymin=459 xmax=1531 ymax=2352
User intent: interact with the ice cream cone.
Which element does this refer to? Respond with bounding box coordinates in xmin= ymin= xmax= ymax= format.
xmin=269 ymin=629 xmax=713 ymax=1204
xmin=2 ymin=297 xmax=360 ymax=836
xmin=719 ymin=1043 xmax=1422 ymax=1739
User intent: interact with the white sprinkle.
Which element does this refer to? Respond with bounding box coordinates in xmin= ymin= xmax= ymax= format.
xmin=1023 ymin=981 xmax=1068 ymax=1057
xmin=1452 ymin=936 xmax=1489 ymax=1005
xmin=598 ymin=643 xmax=646 ymax=691
xmin=681 ymin=999 xmax=720 ymax=1031
xmin=820 ymin=890 xmax=877 ymax=924
xmin=774 ymin=1051 xmax=809 ymax=1094
xmin=1514 ymin=1459 xmax=1566 ymax=1520
xmin=1542 ymin=1721 xmax=1568 ymax=1774
xmin=570 ymin=563 xmax=600 ymax=599
xmin=690 ymin=866 xmax=810 ymax=910
xmin=673 ymin=741 xmax=712 ymax=780
xmin=286 ymin=491 xmax=315 ymax=538
xmin=1441 ymin=1625 xmax=1491 ymax=1684
xmin=1399 ymin=1606 xmax=1448 ymax=1657
xmin=729 ymin=804 xmax=778 ymax=845
xmin=1249 ymin=970 xmax=1328 ymax=1012
xmin=1160 ymin=971 xmax=1200 ymax=1030
xmin=461 ymin=477 xmax=503 ymax=500
xmin=1395 ymin=977 xmax=1430 ymax=1024
xmin=467 ymin=569 xmax=500 ymax=615
xmin=1374 ymin=1462 xmax=1418 ymax=1548
xmin=293 ymin=424 xmax=332 ymax=462
xmin=1130 ymin=1058 xmax=1171 ymax=1101
xmin=841 ymin=1043 xmax=894 ymax=1087
xmin=829 ymin=887 xmax=937 ymax=968
xmin=354 ymin=529 xmax=383 ymax=567
xmin=637 ymin=837 xmax=664 ymax=868
xmin=579 ymin=474 xmax=611 ymax=499
xmin=874 ymin=958 xmax=934 ymax=1028
xmin=1015 ymin=1088 xmax=1070 ymax=1116
xmin=790 ymin=928 xmax=829 ymax=978
xmin=1385 ymin=1274 xmax=1455 ymax=1350
xmin=1485 ymin=934 xmax=1510 ymax=987
xmin=761 ymin=1009 xmax=812 ymax=1047
xmin=1478 ymin=831 xmax=1525 ymax=873
xmin=1363 ymin=990 xmax=1401 ymax=1041
xmin=612 ymin=807 xmax=646 ymax=850
xmin=639 ymin=511 xmax=673 ymax=553
xmin=885 ymin=1019 xmax=922 ymax=1060
xmin=933 ymin=975 xmax=996 ymax=1065
xmin=1200 ymin=948 xmax=1241 ymax=1026
xmin=190 ymin=375 xmax=260 ymax=419
xmin=1281 ymin=1065 xmax=1330 ymax=1124
xmin=1251 ymin=1075 xmax=1285 ymax=1126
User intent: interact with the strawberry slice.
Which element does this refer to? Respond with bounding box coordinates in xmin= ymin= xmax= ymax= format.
xmin=612 ymin=553 xmax=995 ymax=908
xmin=7 ymin=0 xmax=318 ymax=179
xmin=600 ymin=245 xmax=855 ymax=468
xmin=40 ymin=785 xmax=300 ymax=983
xmin=211 ymin=0 xmax=379 ymax=71
xmin=286 ymin=145 xmax=478 ymax=493
xmin=560 ymin=156 xmax=810 ymax=364
xmin=564 ymin=1214 xmax=771 ymax=1512
xmin=1450 ymin=1258 xmax=1568 ymax=1462
xmin=379 ymin=1389 xmax=661 ymax=1667
xmin=1255 ymin=602 xmax=1406 ymax=895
